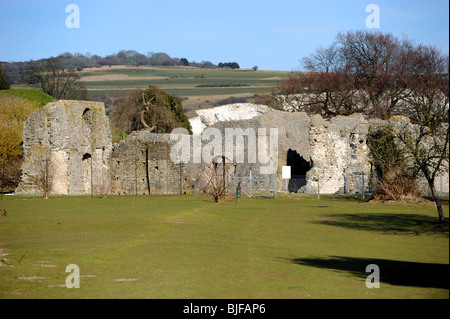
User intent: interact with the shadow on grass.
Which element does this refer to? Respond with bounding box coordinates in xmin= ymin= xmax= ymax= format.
xmin=423 ymin=196 xmax=449 ymax=206
xmin=313 ymin=213 xmax=449 ymax=237
xmin=291 ymin=256 xmax=449 ymax=289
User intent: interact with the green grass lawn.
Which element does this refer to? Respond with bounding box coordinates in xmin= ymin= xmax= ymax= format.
xmin=0 ymin=195 xmax=448 ymax=299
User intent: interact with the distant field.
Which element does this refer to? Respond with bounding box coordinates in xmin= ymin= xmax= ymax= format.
xmin=79 ymin=66 xmax=289 ymax=114
xmin=10 ymin=66 xmax=288 ymax=116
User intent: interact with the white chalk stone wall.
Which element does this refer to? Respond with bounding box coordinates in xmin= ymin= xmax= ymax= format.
xmin=305 ymin=114 xmax=371 ymax=194
xmin=189 ymin=103 xmax=268 ymax=135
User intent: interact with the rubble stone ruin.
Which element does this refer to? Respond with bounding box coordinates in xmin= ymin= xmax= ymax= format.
xmin=16 ymin=100 xmax=112 ymax=195
xmin=15 ymin=100 xmax=449 ymax=197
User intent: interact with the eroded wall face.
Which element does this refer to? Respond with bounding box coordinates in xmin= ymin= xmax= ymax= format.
xmin=110 ymin=132 xmax=190 ymax=195
xmin=17 ymin=102 xmax=448 ymax=197
xmin=16 ymin=100 xmax=112 ymax=196
xmin=303 ymin=114 xmax=372 ymax=194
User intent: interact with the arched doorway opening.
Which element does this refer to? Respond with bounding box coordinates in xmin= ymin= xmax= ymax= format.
xmin=287 ymin=149 xmax=312 ymax=192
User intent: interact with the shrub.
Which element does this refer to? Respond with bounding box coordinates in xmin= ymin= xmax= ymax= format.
xmin=367 ymin=126 xmax=422 ymax=201
xmin=110 ymin=85 xmax=192 ymax=134
xmin=0 ymin=95 xmax=41 ymax=193
xmin=202 ymin=162 xmax=230 ymax=203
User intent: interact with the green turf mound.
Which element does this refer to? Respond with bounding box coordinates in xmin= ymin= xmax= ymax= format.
xmin=0 ymin=89 xmax=54 ymax=107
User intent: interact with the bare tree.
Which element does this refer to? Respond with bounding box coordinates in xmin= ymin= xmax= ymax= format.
xmin=395 ymin=45 xmax=449 ymax=223
xmin=139 ymin=93 xmax=156 ymax=132
xmin=367 ymin=126 xmax=422 ymax=201
xmin=336 ymin=31 xmax=402 ymax=118
xmin=30 ymin=57 xmax=88 ymax=100
xmin=98 ymin=172 xmax=111 ymax=198
xmin=272 ymin=73 xmax=316 ymax=112
xmin=202 ymin=160 xmax=229 ymax=203
xmin=263 ymin=31 xmax=415 ymax=119
xmin=258 ymin=30 xmax=449 ymax=222
xmin=31 ymin=146 xmax=54 ymax=199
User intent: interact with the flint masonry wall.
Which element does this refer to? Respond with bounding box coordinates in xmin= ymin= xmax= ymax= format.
xmin=196 ymin=108 xmax=448 ymax=195
xmin=110 ymin=130 xmax=191 ymax=195
xmin=247 ymin=110 xmax=371 ymax=194
xmin=16 ymin=101 xmax=448 ymax=196
xmin=16 ymin=100 xmax=112 ymax=196
xmin=304 ymin=113 xmax=372 ymax=194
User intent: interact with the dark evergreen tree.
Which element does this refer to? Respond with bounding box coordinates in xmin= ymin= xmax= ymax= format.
xmin=0 ymin=63 xmax=10 ymax=90
xmin=180 ymin=58 xmax=189 ymax=66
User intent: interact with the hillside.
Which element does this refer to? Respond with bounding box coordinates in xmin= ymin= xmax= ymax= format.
xmin=6 ymin=65 xmax=288 ymax=118
xmin=78 ymin=65 xmax=289 ymax=117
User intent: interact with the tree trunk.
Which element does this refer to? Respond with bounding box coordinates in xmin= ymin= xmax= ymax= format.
xmin=427 ymin=178 xmax=446 ymax=223
xmin=140 ymin=110 xmax=156 ymax=132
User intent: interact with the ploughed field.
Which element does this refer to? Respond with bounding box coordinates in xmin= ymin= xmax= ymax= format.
xmin=78 ymin=65 xmax=289 ymax=116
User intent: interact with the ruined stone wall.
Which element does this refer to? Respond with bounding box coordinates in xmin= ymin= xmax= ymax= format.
xmin=194 ymin=108 xmax=448 ymax=195
xmin=16 ymin=100 xmax=112 ymax=196
xmin=181 ymin=109 xmax=374 ymax=195
xmin=303 ymin=113 xmax=372 ymax=194
xmin=16 ymin=101 xmax=448 ymax=197
xmin=110 ymin=131 xmax=192 ymax=195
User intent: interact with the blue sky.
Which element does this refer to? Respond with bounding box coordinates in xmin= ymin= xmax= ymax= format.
xmin=0 ymin=0 xmax=448 ymax=70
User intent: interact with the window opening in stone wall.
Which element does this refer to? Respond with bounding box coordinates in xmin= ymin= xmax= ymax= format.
xmin=82 ymin=108 xmax=91 ymax=126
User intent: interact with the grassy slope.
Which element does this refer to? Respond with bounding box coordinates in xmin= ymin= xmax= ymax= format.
xmin=0 ymin=195 xmax=448 ymax=299
xmin=0 ymin=89 xmax=54 ymax=107
xmin=79 ymin=66 xmax=288 ymax=114
xmin=10 ymin=66 xmax=285 ymax=116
